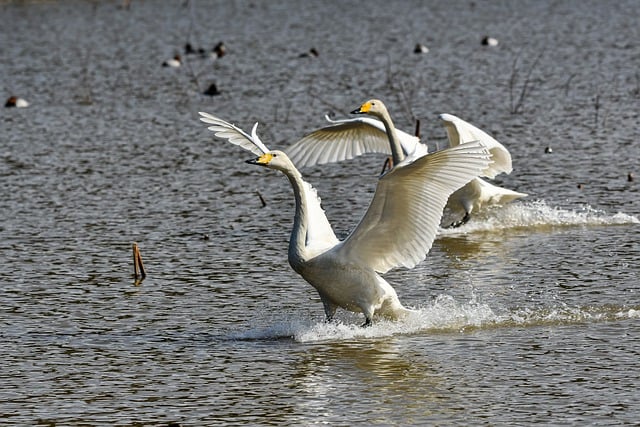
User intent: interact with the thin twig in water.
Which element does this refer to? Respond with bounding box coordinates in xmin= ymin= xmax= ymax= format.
xmin=593 ymin=92 xmax=600 ymax=132
xmin=256 ymin=191 xmax=267 ymax=208
xmin=509 ymin=51 xmax=543 ymax=114
xmin=397 ymin=80 xmax=417 ymax=123
xmin=132 ymin=242 xmax=146 ymax=285
xmin=563 ymin=73 xmax=576 ymax=96
xmin=307 ymin=87 xmax=349 ymax=116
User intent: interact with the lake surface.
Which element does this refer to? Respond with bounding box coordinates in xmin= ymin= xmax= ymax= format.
xmin=1 ymin=0 xmax=639 ymax=425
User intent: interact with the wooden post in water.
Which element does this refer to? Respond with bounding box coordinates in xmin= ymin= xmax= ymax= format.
xmin=132 ymin=242 xmax=146 ymax=283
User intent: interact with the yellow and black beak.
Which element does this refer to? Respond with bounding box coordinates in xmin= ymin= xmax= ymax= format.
xmin=351 ymin=101 xmax=372 ymax=115
xmin=246 ymin=152 xmax=273 ymax=166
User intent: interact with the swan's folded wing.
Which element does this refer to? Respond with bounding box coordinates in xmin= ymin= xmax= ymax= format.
xmin=286 ymin=116 xmax=420 ymax=168
xmin=335 ymin=141 xmax=491 ymax=274
xmin=199 ymin=112 xmax=270 ymax=156
xmin=440 ymin=113 xmax=512 ymax=178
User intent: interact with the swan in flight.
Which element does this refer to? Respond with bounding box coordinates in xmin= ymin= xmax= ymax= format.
xmin=199 ymin=111 xmax=491 ymax=326
xmin=286 ymin=99 xmax=527 ymax=227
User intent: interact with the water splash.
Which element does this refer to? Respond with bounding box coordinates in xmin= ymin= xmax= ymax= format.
xmin=439 ymin=200 xmax=639 ymax=235
xmin=226 ymin=294 xmax=640 ymax=343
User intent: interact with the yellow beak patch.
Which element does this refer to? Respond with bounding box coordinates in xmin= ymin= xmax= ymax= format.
xmin=256 ymin=152 xmax=274 ymax=165
xmin=359 ymin=101 xmax=372 ymax=113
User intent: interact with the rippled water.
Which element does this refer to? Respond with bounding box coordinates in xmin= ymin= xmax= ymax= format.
xmin=2 ymin=0 xmax=639 ymax=425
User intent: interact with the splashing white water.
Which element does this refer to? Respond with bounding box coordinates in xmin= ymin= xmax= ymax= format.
xmin=226 ymin=294 xmax=640 ymax=343
xmin=439 ymin=200 xmax=639 ymax=235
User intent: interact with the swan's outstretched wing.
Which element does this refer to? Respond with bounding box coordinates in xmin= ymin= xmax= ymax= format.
xmin=199 ymin=112 xmax=270 ymax=156
xmin=335 ymin=141 xmax=491 ymax=274
xmin=199 ymin=112 xmax=338 ymax=250
xmin=439 ymin=113 xmax=512 ymax=178
xmin=286 ymin=116 xmax=420 ymax=168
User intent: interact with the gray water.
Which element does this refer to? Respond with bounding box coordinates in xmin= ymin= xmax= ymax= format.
xmin=2 ymin=0 xmax=639 ymax=425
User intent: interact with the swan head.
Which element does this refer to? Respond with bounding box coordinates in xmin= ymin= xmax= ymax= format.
xmin=350 ymin=98 xmax=388 ymax=119
xmin=246 ymin=150 xmax=293 ymax=172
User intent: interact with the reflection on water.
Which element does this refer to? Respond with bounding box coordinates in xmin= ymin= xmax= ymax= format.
xmin=293 ymin=340 xmax=443 ymax=423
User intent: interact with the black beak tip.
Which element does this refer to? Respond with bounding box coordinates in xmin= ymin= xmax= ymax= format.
xmin=246 ymin=158 xmax=257 ymax=165
xmin=350 ymin=108 xmax=362 ymax=115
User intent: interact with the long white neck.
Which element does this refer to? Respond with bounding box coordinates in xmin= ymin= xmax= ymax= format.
xmin=276 ymin=157 xmax=338 ymax=273
xmin=282 ymin=166 xmax=311 ymax=273
xmin=378 ymin=108 xmax=406 ymax=165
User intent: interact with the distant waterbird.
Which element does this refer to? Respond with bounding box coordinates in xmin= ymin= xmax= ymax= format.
xmin=162 ymin=54 xmax=181 ymax=68
xmin=5 ymin=96 xmax=29 ymax=108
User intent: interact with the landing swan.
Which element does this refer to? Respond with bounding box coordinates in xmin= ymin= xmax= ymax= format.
xmin=199 ymin=112 xmax=491 ymax=326
xmin=286 ymin=99 xmax=527 ymax=227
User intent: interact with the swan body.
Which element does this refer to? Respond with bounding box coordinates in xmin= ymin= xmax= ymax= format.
xmin=439 ymin=113 xmax=527 ymax=226
xmin=286 ymin=100 xmax=527 ymax=226
xmin=199 ymin=112 xmax=491 ymax=325
xmin=444 ymin=176 xmax=529 ymax=227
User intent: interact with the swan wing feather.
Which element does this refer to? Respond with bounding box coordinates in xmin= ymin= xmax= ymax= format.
xmin=199 ymin=112 xmax=338 ymax=252
xmin=335 ymin=141 xmax=491 ymax=273
xmin=439 ymin=113 xmax=512 ymax=178
xmin=199 ymin=112 xmax=270 ymax=156
xmin=286 ymin=116 xmax=420 ymax=168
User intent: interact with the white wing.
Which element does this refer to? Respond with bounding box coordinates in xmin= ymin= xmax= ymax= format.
xmin=439 ymin=113 xmax=513 ymax=178
xmin=335 ymin=141 xmax=491 ymax=273
xmin=286 ymin=115 xmax=421 ymax=168
xmin=199 ymin=112 xmax=270 ymax=156
xmin=199 ymin=112 xmax=338 ymax=250
xmin=300 ymin=179 xmax=339 ymax=254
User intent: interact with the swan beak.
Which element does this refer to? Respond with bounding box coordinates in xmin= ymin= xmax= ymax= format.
xmin=351 ymin=101 xmax=372 ymax=115
xmin=246 ymin=152 xmax=273 ymax=166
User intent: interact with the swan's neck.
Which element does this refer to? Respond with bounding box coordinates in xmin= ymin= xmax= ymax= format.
xmin=379 ymin=109 xmax=405 ymax=165
xmin=283 ymin=167 xmax=310 ymax=271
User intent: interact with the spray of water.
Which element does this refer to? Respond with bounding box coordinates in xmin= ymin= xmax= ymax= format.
xmin=439 ymin=200 xmax=638 ymax=236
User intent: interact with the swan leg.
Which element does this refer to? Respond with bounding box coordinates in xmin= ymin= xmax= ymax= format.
xmin=360 ymin=305 xmax=375 ymax=327
xmin=380 ymin=157 xmax=393 ymax=175
xmin=448 ymin=211 xmax=471 ymax=228
xmin=321 ymin=297 xmax=337 ymax=322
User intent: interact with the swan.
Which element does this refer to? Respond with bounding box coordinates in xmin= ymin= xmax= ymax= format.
xmin=438 ymin=113 xmax=527 ymax=226
xmin=199 ymin=112 xmax=491 ymax=326
xmin=286 ymin=99 xmax=527 ymax=226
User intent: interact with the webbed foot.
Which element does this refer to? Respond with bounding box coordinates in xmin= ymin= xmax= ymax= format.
xmin=446 ymin=212 xmax=471 ymax=228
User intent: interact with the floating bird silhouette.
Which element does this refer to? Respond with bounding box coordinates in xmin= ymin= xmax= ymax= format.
xmin=199 ymin=111 xmax=491 ymax=326
xmin=482 ymin=36 xmax=499 ymax=46
xmin=286 ymin=99 xmax=526 ymax=227
xmin=5 ymin=96 xmax=29 ymax=108
xmin=162 ymin=54 xmax=181 ymax=68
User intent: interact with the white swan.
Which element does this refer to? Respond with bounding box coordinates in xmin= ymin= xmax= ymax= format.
xmin=199 ymin=112 xmax=491 ymax=326
xmin=286 ymin=99 xmax=527 ymax=227
xmin=438 ymin=113 xmax=527 ymax=226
